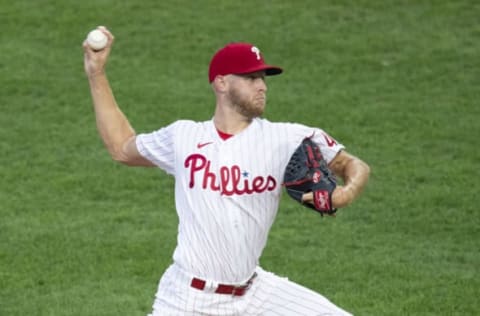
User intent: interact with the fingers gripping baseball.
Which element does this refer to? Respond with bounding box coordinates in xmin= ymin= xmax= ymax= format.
xmin=83 ymin=26 xmax=114 ymax=77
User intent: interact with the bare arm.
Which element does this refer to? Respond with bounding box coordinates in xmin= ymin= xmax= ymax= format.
xmin=328 ymin=150 xmax=370 ymax=208
xmin=83 ymin=26 xmax=154 ymax=167
xmin=303 ymin=150 xmax=370 ymax=209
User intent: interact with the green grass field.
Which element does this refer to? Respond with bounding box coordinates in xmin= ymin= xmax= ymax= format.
xmin=1 ymin=1 xmax=479 ymax=315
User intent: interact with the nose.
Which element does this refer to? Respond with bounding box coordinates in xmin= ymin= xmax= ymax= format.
xmin=257 ymin=78 xmax=267 ymax=91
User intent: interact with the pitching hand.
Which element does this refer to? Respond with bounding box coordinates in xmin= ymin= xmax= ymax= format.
xmin=83 ymin=26 xmax=114 ymax=78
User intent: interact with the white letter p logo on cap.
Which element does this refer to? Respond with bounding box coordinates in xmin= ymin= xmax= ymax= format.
xmin=251 ymin=46 xmax=261 ymax=60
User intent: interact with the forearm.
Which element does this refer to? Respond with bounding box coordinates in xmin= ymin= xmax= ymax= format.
xmin=332 ymin=157 xmax=370 ymax=208
xmin=88 ymin=72 xmax=136 ymax=160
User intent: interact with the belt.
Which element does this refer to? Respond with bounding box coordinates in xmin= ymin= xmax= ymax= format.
xmin=190 ymin=272 xmax=257 ymax=296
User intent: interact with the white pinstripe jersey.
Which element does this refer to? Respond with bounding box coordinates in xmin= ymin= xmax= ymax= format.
xmin=136 ymin=118 xmax=344 ymax=284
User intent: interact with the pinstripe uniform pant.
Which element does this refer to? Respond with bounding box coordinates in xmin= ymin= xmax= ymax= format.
xmin=148 ymin=263 xmax=353 ymax=316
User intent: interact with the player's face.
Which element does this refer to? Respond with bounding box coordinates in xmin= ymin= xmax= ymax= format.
xmin=227 ymin=71 xmax=267 ymax=118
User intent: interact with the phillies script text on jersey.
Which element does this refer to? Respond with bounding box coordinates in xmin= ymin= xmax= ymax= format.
xmin=184 ymin=154 xmax=277 ymax=195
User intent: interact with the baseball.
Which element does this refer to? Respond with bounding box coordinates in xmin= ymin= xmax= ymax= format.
xmin=87 ymin=29 xmax=108 ymax=51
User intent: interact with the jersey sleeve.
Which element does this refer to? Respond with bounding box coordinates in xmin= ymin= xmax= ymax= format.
xmin=135 ymin=122 xmax=178 ymax=175
xmin=310 ymin=128 xmax=344 ymax=163
xmin=288 ymin=123 xmax=345 ymax=164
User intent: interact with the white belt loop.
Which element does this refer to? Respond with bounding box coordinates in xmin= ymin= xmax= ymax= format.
xmin=204 ymin=279 xmax=218 ymax=293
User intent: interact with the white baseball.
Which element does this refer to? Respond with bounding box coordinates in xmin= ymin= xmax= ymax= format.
xmin=87 ymin=29 xmax=108 ymax=51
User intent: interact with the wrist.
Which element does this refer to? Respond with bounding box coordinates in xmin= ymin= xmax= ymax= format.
xmin=87 ymin=70 xmax=106 ymax=80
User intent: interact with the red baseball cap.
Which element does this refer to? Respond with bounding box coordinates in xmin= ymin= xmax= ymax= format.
xmin=208 ymin=42 xmax=283 ymax=83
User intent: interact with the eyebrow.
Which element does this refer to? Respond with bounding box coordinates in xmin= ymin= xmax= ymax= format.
xmin=238 ymin=72 xmax=266 ymax=78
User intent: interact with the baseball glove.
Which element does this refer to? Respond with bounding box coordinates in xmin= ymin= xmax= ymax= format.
xmin=283 ymin=137 xmax=337 ymax=216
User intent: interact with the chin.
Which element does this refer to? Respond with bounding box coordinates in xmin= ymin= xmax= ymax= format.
xmin=250 ymin=109 xmax=264 ymax=118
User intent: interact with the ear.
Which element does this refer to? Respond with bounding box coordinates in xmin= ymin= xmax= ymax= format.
xmin=212 ymin=75 xmax=228 ymax=92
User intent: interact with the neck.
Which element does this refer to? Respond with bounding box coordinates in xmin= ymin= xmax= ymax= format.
xmin=213 ymin=103 xmax=253 ymax=135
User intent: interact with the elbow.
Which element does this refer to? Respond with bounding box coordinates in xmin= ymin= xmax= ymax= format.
xmin=108 ymin=142 xmax=132 ymax=166
xmin=108 ymin=137 xmax=153 ymax=167
xmin=111 ymin=152 xmax=144 ymax=167
xmin=364 ymin=161 xmax=371 ymax=177
xmin=350 ymin=154 xmax=370 ymax=175
xmin=359 ymin=160 xmax=371 ymax=183
xmin=360 ymin=162 xmax=371 ymax=193
xmin=349 ymin=157 xmax=371 ymax=185
xmin=106 ymin=135 xmax=137 ymax=166
xmin=110 ymin=150 xmax=131 ymax=165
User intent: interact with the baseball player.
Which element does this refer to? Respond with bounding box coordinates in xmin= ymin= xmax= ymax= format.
xmin=83 ymin=26 xmax=370 ymax=316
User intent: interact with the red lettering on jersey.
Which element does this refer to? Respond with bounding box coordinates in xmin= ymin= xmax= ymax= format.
xmin=184 ymin=154 xmax=206 ymax=188
xmin=220 ymin=166 xmax=234 ymax=195
xmin=322 ymin=133 xmax=338 ymax=147
xmin=184 ymin=154 xmax=277 ymax=195
xmin=203 ymin=160 xmax=221 ymax=191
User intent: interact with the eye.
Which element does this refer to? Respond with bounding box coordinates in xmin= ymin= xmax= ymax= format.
xmin=248 ymin=74 xmax=265 ymax=81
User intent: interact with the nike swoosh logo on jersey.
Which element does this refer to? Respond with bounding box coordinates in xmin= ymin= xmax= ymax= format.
xmin=197 ymin=142 xmax=213 ymax=149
